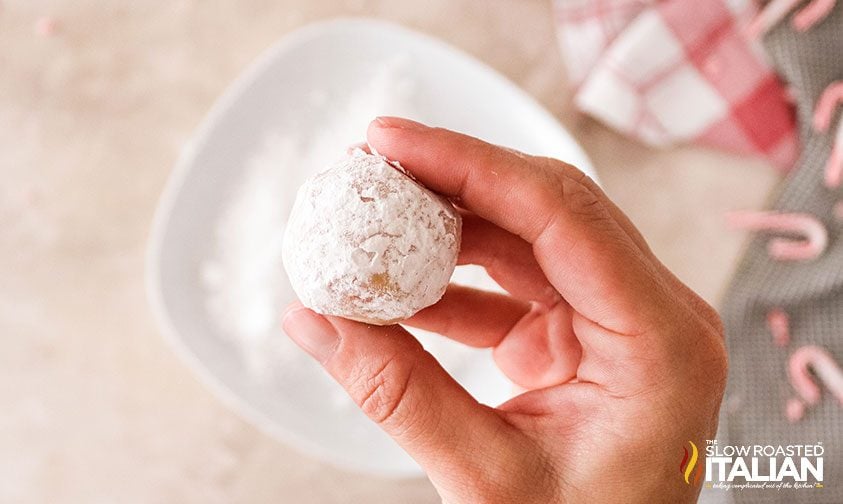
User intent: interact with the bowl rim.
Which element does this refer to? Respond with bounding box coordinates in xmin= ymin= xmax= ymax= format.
xmin=145 ymin=16 xmax=594 ymax=478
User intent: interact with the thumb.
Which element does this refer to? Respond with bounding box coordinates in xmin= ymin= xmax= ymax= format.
xmin=281 ymin=303 xmax=523 ymax=491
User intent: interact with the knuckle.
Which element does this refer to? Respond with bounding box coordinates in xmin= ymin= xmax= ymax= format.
xmin=543 ymin=167 xmax=609 ymax=225
xmin=526 ymin=158 xmax=618 ymax=245
xmin=689 ymin=319 xmax=729 ymax=393
xmin=708 ymin=307 xmax=725 ymax=338
xmin=712 ymin=335 xmax=729 ymax=384
xmin=694 ymin=302 xmax=728 ymax=382
xmin=350 ymin=354 xmax=415 ymax=426
xmin=563 ymin=178 xmax=605 ymax=221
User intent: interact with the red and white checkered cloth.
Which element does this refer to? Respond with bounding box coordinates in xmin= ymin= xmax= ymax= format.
xmin=553 ymin=0 xmax=799 ymax=169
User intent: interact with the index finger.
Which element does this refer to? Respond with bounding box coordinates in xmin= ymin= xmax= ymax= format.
xmin=367 ymin=117 xmax=669 ymax=335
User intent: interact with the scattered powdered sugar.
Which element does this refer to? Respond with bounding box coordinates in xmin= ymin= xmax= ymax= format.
xmin=282 ymin=149 xmax=461 ymax=324
xmin=201 ymin=59 xmax=478 ymax=406
xmin=201 ymin=134 xmax=299 ymax=378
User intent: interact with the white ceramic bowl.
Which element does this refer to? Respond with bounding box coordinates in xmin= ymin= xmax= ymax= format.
xmin=146 ymin=18 xmax=595 ymax=477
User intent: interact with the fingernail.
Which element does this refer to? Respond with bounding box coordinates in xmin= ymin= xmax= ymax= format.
xmin=282 ymin=305 xmax=340 ymax=363
xmin=374 ymin=116 xmax=427 ymax=130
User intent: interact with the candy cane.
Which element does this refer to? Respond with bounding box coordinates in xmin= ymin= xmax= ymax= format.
xmin=826 ymin=124 xmax=843 ymax=188
xmin=725 ymin=211 xmax=828 ymax=261
xmin=747 ymin=0 xmax=803 ymax=37
xmin=813 ymin=81 xmax=843 ymax=188
xmin=813 ymin=82 xmax=843 ymax=132
xmin=785 ymin=397 xmax=805 ymax=423
xmin=766 ymin=308 xmax=790 ymax=347
xmin=747 ymin=0 xmax=836 ymax=37
xmin=788 ymin=345 xmax=843 ymax=406
xmin=792 ymin=0 xmax=837 ymax=31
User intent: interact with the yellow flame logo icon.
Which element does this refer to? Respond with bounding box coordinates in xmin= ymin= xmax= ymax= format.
xmin=679 ymin=441 xmax=703 ymax=485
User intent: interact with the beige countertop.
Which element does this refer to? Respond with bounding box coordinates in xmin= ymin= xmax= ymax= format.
xmin=1 ymin=1 xmax=781 ymax=502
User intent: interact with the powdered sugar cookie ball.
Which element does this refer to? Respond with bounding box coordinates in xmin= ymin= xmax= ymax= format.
xmin=282 ymin=149 xmax=462 ymax=325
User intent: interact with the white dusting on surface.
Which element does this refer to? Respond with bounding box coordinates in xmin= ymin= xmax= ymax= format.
xmin=201 ymin=134 xmax=298 ymax=378
xmin=282 ymin=149 xmax=461 ymax=324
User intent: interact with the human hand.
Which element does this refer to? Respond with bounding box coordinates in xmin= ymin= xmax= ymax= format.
xmin=282 ymin=117 xmax=727 ymax=503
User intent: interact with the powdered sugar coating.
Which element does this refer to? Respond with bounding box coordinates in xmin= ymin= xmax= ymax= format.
xmin=282 ymin=149 xmax=461 ymax=325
